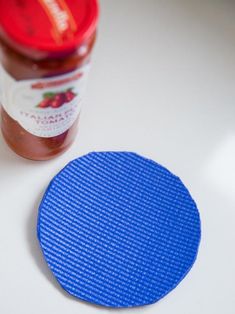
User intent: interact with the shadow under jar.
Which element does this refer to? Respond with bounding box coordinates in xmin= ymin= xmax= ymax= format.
xmin=0 ymin=0 xmax=99 ymax=160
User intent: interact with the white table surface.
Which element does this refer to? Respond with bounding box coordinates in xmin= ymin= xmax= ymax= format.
xmin=0 ymin=1 xmax=235 ymax=313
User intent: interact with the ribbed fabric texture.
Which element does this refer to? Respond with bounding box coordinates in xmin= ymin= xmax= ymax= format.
xmin=37 ymin=152 xmax=201 ymax=307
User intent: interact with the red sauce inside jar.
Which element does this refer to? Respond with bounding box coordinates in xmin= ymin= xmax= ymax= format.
xmin=0 ymin=0 xmax=99 ymax=160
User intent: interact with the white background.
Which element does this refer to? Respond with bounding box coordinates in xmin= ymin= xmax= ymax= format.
xmin=0 ymin=1 xmax=235 ymax=313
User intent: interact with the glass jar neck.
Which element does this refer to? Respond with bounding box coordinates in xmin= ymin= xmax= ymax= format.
xmin=0 ymin=28 xmax=94 ymax=61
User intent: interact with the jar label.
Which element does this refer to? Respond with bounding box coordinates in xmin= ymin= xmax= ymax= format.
xmin=0 ymin=63 xmax=90 ymax=137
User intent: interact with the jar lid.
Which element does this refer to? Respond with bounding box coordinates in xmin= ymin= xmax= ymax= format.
xmin=0 ymin=0 xmax=99 ymax=54
xmin=37 ymin=152 xmax=201 ymax=307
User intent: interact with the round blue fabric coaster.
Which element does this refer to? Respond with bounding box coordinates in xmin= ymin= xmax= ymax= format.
xmin=37 ymin=152 xmax=201 ymax=308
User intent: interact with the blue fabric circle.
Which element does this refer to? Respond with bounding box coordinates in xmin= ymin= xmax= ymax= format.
xmin=37 ymin=152 xmax=201 ymax=307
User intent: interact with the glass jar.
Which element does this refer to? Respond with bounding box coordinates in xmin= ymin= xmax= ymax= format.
xmin=0 ymin=0 xmax=99 ymax=160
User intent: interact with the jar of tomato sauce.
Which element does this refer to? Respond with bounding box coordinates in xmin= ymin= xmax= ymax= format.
xmin=0 ymin=0 xmax=99 ymax=160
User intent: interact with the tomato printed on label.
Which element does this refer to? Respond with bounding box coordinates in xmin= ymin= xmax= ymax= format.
xmin=37 ymin=88 xmax=77 ymax=109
